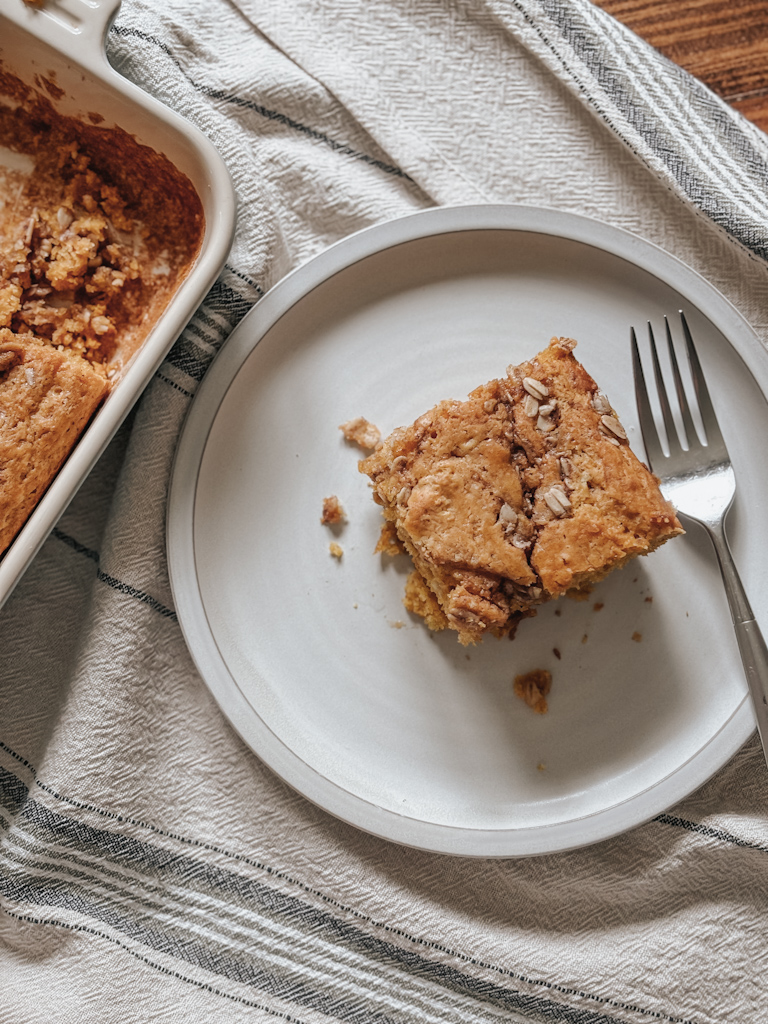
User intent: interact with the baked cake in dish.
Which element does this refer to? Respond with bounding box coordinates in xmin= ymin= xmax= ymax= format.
xmin=0 ymin=68 xmax=203 ymax=557
xmin=359 ymin=336 xmax=683 ymax=645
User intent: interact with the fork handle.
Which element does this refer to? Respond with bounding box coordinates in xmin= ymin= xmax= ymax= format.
xmin=706 ymin=522 xmax=768 ymax=753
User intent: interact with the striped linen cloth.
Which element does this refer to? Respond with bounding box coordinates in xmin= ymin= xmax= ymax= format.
xmin=1 ymin=0 xmax=768 ymax=1021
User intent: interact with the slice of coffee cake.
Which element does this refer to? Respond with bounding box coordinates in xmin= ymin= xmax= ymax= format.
xmin=359 ymin=337 xmax=682 ymax=645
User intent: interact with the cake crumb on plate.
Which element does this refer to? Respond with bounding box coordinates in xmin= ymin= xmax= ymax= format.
xmin=321 ymin=495 xmax=345 ymax=525
xmin=339 ymin=416 xmax=381 ymax=450
xmin=513 ymin=669 xmax=552 ymax=715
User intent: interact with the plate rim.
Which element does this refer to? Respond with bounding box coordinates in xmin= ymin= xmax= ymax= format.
xmin=168 ymin=204 xmax=762 ymax=857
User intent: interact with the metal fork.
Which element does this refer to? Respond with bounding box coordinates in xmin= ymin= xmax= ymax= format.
xmin=631 ymin=311 xmax=768 ymax=765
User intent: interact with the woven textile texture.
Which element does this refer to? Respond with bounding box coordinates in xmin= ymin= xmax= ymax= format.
xmin=1 ymin=1 xmax=767 ymax=1022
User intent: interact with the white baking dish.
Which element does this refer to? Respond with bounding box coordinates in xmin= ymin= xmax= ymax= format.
xmin=0 ymin=0 xmax=235 ymax=609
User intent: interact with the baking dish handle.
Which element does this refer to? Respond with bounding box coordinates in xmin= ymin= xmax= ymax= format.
xmin=5 ymin=0 xmax=122 ymax=71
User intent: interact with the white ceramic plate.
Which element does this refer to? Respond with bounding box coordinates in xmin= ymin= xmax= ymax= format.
xmin=168 ymin=205 xmax=768 ymax=857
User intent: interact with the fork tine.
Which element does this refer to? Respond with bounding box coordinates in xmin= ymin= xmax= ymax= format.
xmin=679 ymin=311 xmax=728 ymax=457
xmin=631 ymin=326 xmax=665 ymax=470
xmin=648 ymin=321 xmax=684 ymax=458
xmin=664 ymin=316 xmax=698 ymax=448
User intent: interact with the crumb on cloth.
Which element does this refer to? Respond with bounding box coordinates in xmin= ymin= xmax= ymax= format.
xmin=329 ymin=542 xmax=343 ymax=559
xmin=339 ymin=416 xmax=381 ymax=450
xmin=513 ymin=669 xmax=552 ymax=715
xmin=321 ymin=495 xmax=345 ymax=525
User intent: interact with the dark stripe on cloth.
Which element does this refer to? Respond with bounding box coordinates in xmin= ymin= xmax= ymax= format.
xmin=108 ymin=25 xmax=412 ymax=181
xmin=7 ymin=908 xmax=312 ymax=1022
xmin=2 ymin=862 xmax=397 ymax=1024
xmin=0 ymin=791 xmax=675 ymax=1024
xmin=0 ymin=766 xmax=29 ymax=816
xmin=48 ymin=531 xmax=177 ymax=622
xmin=203 ymin=278 xmax=259 ymax=330
xmin=3 ymin=908 xmax=309 ymax=1023
xmin=223 ymin=265 xmax=264 ymax=299
xmin=654 ymin=813 xmax=768 ymax=853
xmin=165 ymin=333 xmax=215 ymax=381
xmin=156 ymin=372 xmax=194 ymax=397
xmin=52 ymin=527 xmax=100 ymax=564
xmin=541 ymin=0 xmax=768 ymax=181
xmin=164 ymin=273 xmax=260 ymax=383
xmin=0 ymin=753 xmax=707 ymax=1024
xmin=522 ymin=0 xmax=768 ymax=261
xmin=0 ymin=857 xmax=637 ymax=1024
xmin=96 ymin=572 xmax=177 ymax=621
xmin=184 ymin=317 xmax=222 ymax=350
xmin=192 ymin=303 xmax=241 ymax=336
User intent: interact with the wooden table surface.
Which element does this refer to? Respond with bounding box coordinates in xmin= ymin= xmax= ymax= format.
xmin=593 ymin=0 xmax=768 ymax=133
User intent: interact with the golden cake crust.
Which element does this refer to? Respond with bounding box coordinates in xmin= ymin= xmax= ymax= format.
xmin=360 ymin=337 xmax=682 ymax=645
xmin=0 ymin=329 xmax=108 ymax=552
